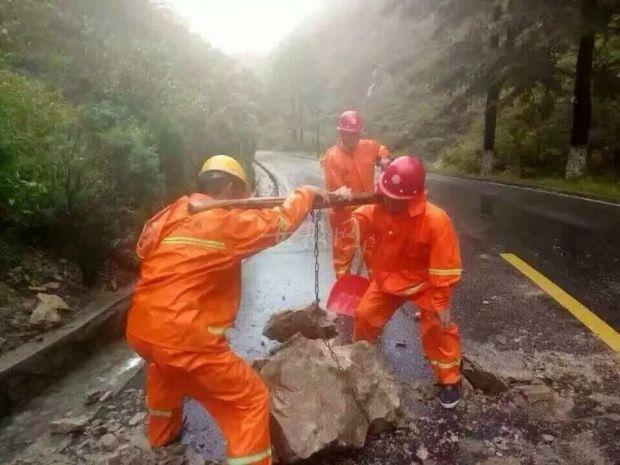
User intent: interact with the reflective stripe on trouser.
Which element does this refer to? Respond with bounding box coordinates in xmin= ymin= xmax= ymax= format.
xmin=129 ymin=336 xmax=271 ymax=463
xmin=353 ymin=280 xmax=461 ymax=385
xmin=146 ymin=362 xmax=184 ymax=447
xmin=329 ymin=210 xmax=371 ymax=278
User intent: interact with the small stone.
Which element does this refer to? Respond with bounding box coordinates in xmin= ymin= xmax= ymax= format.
xmin=449 ymin=433 xmax=459 ymax=443
xmin=128 ymin=412 xmax=146 ymax=427
xmin=542 ymin=434 xmax=555 ymax=443
xmin=99 ymin=390 xmax=113 ymax=402
xmin=0 ymin=337 xmax=6 ymax=347
xmin=86 ymin=389 xmax=103 ymax=405
xmin=50 ymin=415 xmax=90 ymax=434
xmin=416 ymin=444 xmax=429 ymax=461
xmin=100 ymin=433 xmax=119 ymax=451
xmin=493 ymin=437 xmax=510 ymax=451
xmin=408 ymin=422 xmax=420 ymax=435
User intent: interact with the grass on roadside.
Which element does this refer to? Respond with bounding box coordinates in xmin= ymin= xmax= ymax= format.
xmin=431 ymin=167 xmax=620 ymax=202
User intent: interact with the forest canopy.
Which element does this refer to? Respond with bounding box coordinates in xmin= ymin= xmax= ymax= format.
xmin=262 ymin=0 xmax=619 ymax=186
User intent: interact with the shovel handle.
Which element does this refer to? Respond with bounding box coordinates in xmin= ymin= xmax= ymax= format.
xmin=188 ymin=192 xmax=381 ymax=214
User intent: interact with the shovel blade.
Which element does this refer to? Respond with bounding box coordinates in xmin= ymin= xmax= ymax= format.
xmin=326 ymin=274 xmax=370 ymax=316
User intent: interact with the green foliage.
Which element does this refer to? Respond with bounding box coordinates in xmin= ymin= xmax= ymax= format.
xmin=0 ymin=0 xmax=262 ymax=283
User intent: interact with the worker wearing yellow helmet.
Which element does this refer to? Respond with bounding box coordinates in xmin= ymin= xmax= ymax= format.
xmin=127 ymin=154 xmax=330 ymax=464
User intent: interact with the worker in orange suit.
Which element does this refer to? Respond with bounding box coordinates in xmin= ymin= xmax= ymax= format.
xmin=345 ymin=155 xmax=463 ymax=409
xmin=127 ymin=155 xmax=338 ymax=464
xmin=322 ymin=110 xmax=391 ymax=278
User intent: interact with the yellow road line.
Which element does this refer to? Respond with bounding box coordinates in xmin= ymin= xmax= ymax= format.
xmin=501 ymin=253 xmax=620 ymax=352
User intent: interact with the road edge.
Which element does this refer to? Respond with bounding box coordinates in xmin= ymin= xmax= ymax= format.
xmin=429 ymin=171 xmax=620 ymax=206
xmin=0 ymin=286 xmax=135 ymax=417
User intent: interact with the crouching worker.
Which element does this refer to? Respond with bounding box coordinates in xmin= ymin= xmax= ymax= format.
xmin=346 ymin=156 xmax=464 ymax=409
xmin=127 ymin=155 xmax=334 ymax=464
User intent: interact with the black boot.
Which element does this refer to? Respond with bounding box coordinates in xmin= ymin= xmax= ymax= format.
xmin=438 ymin=383 xmax=461 ymax=409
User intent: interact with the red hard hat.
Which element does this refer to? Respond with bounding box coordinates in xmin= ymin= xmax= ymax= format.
xmin=379 ymin=155 xmax=426 ymax=199
xmin=337 ymin=110 xmax=363 ymax=134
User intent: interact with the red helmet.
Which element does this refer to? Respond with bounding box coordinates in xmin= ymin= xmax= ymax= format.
xmin=337 ymin=110 xmax=363 ymax=134
xmin=379 ymin=156 xmax=426 ymax=199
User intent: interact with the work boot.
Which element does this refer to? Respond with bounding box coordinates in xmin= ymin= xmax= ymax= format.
xmin=438 ymin=383 xmax=461 ymax=409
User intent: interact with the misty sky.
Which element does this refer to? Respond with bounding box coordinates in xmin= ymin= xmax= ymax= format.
xmin=166 ymin=0 xmax=324 ymax=54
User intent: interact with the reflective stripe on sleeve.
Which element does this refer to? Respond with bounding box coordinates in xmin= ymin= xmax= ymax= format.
xmin=161 ymin=236 xmax=226 ymax=250
xmin=148 ymin=408 xmax=172 ymax=418
xmin=228 ymin=447 xmax=272 ymax=465
xmin=206 ymin=326 xmax=228 ymax=336
xmin=428 ymin=268 xmax=463 ymax=276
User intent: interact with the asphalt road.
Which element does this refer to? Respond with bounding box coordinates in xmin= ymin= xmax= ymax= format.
xmin=175 ymin=151 xmax=619 ymax=461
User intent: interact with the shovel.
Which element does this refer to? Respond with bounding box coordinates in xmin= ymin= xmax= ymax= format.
xmin=325 ymin=274 xmax=370 ymax=316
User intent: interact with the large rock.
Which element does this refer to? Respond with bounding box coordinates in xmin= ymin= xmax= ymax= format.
xmin=256 ymin=335 xmax=403 ymax=462
xmin=263 ymin=304 xmax=338 ymax=343
xmin=462 ymin=343 xmax=534 ymax=394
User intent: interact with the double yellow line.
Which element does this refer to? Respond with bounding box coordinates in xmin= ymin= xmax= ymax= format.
xmin=501 ymin=253 xmax=620 ymax=352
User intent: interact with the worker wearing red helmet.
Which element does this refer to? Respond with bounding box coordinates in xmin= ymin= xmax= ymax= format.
xmin=344 ymin=155 xmax=464 ymax=409
xmin=322 ymin=110 xmax=391 ymax=278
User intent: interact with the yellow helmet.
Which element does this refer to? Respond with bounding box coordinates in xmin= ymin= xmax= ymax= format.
xmin=200 ymin=155 xmax=251 ymax=193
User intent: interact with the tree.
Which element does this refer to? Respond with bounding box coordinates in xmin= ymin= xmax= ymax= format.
xmin=564 ymin=0 xmax=617 ymax=179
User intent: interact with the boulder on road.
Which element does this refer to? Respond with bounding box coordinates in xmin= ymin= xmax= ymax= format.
xmin=263 ymin=303 xmax=338 ymax=343
xmin=256 ymin=335 xmax=404 ymax=462
xmin=462 ymin=343 xmax=534 ymax=394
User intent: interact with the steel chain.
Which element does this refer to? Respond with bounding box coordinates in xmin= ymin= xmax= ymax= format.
xmin=309 ymin=208 xmax=372 ymax=427
xmin=311 ymin=209 xmax=321 ymax=305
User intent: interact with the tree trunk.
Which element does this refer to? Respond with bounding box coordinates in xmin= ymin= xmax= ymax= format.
xmin=483 ymin=83 xmax=500 ymax=176
xmin=481 ymin=3 xmax=503 ymax=176
xmin=566 ymin=0 xmax=596 ymax=180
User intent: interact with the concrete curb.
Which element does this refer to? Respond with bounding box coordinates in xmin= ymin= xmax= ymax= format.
xmin=0 ymin=286 xmax=134 ymax=418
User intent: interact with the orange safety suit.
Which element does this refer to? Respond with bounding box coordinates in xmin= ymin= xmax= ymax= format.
xmin=127 ymin=188 xmax=315 ymax=465
xmin=322 ymin=139 xmax=390 ymax=278
xmin=346 ymin=193 xmax=463 ymax=385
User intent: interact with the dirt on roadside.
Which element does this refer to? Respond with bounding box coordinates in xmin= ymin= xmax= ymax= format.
xmin=0 ymin=248 xmax=135 ymax=356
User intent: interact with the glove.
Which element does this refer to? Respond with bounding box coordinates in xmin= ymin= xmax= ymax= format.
xmin=330 ymin=186 xmax=353 ymax=202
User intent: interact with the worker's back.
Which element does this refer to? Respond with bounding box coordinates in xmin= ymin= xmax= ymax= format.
xmin=128 ymin=188 xmax=316 ymax=352
xmin=128 ymin=193 xmax=248 ymax=351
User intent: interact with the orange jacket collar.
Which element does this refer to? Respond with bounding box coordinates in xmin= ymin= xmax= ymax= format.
xmin=408 ymin=191 xmax=428 ymax=217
